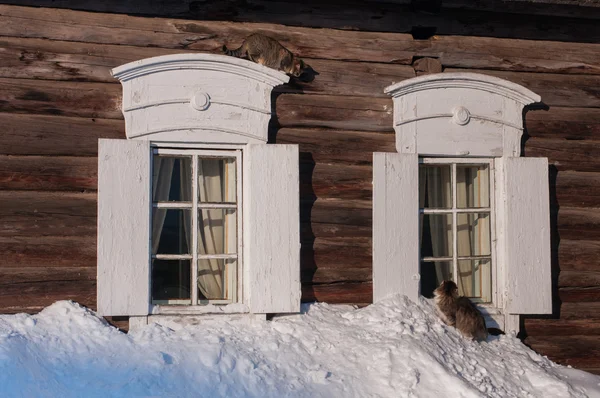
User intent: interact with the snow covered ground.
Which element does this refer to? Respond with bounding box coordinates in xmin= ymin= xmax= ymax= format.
xmin=0 ymin=295 xmax=599 ymax=398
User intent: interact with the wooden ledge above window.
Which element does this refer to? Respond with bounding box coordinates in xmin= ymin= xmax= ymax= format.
xmin=384 ymin=72 xmax=542 ymax=157
xmin=111 ymin=54 xmax=290 ymax=144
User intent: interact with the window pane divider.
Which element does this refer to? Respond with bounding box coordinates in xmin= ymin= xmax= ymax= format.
xmin=191 ymin=155 xmax=199 ymax=305
xmin=198 ymin=254 xmax=238 ymax=260
xmin=197 ymin=203 xmax=237 ymax=209
xmin=153 ymin=254 xmax=193 ymax=260
xmin=423 ymin=256 xmax=491 ymax=262
xmin=421 ymin=207 xmax=491 ymax=214
xmin=452 ymin=163 xmax=458 ymax=283
xmin=154 ymin=202 xmax=193 ymax=209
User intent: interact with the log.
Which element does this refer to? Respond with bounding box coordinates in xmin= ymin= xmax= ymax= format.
xmin=525 ymin=318 xmax=600 ymax=336
xmin=0 ymin=278 xmax=96 ymax=313
xmin=302 ymin=198 xmax=371 ymax=227
xmin=557 ymin=207 xmax=600 ymax=241
xmin=0 ymin=77 xmax=122 ymax=119
xmin=302 ymin=267 xmax=372 ymax=284
xmin=526 ymin=107 xmax=600 ymax=140
xmin=0 ymin=5 xmax=417 ymax=64
xmin=559 ymin=271 xmax=600 ymax=288
xmin=559 ymin=240 xmax=600 ymax=272
xmin=446 ymin=68 xmax=600 ymax=108
xmin=0 ymin=37 xmax=417 ymax=97
xmin=554 ymin=171 xmax=600 ymax=208
xmin=559 ymin=287 xmax=600 ymax=303
xmin=0 ymin=266 xmax=95 ymax=285
xmin=274 ymin=95 xmax=393 ymax=132
xmin=0 ymin=190 xmax=97 ymax=237
xmin=1 ymin=1 xmax=599 ymax=44
xmin=0 ymin=155 xmax=97 ymax=191
xmin=277 ymin=127 xmax=394 ymax=163
xmin=0 ymin=113 xmax=124 ymax=156
xmin=302 ymin=162 xmax=373 ymax=201
xmin=558 ymin=302 xmax=600 ymax=319
xmin=526 ymin=138 xmax=600 ymax=173
xmin=302 ymin=282 xmax=372 ymax=304
xmin=0 ymin=235 xmax=96 ymax=268
xmin=525 ymin=336 xmax=600 ymax=369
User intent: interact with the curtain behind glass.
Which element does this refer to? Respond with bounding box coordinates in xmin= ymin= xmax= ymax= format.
xmin=197 ymin=159 xmax=226 ymax=299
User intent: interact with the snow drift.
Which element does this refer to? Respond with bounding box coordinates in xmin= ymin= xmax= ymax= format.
xmin=0 ymin=295 xmax=598 ymax=397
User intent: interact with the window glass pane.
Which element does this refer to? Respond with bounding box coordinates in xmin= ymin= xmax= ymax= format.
xmin=151 ymin=259 xmax=191 ymax=303
xmin=456 ymin=165 xmax=489 ymax=208
xmin=457 ymin=259 xmax=491 ymax=302
xmin=198 ymin=209 xmax=237 ymax=255
xmin=420 ymin=214 xmax=453 ymax=258
xmin=457 ymin=213 xmax=491 ymax=257
xmin=152 ymin=209 xmax=191 ymax=255
xmin=198 ymin=258 xmax=236 ymax=301
xmin=419 ymin=165 xmax=452 ymax=209
xmin=198 ymin=157 xmax=237 ymax=203
xmin=420 ymin=261 xmax=453 ymax=298
xmin=152 ymin=156 xmax=192 ymax=202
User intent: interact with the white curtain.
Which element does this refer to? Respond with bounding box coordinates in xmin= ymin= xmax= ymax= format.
xmin=197 ymin=159 xmax=226 ymax=300
xmin=151 ymin=157 xmax=175 ymax=255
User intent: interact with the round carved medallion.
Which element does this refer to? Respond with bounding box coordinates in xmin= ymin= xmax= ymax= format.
xmin=191 ymin=92 xmax=211 ymax=111
xmin=452 ymin=106 xmax=471 ymax=126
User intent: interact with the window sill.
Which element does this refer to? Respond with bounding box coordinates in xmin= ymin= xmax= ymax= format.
xmin=151 ymin=303 xmax=250 ymax=315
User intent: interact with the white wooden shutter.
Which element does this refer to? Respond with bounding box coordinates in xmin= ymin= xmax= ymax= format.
xmin=243 ymin=144 xmax=300 ymax=313
xmin=373 ymin=152 xmax=420 ymax=302
xmin=504 ymin=157 xmax=552 ymax=314
xmin=97 ymin=139 xmax=151 ymax=316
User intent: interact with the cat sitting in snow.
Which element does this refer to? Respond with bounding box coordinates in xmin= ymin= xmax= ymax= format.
xmin=434 ymin=280 xmax=488 ymax=341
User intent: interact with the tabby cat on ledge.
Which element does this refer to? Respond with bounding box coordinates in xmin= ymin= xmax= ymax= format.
xmin=434 ymin=280 xmax=489 ymax=341
xmin=222 ymin=33 xmax=307 ymax=77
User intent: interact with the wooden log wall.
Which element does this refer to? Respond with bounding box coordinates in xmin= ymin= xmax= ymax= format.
xmin=0 ymin=2 xmax=599 ymax=373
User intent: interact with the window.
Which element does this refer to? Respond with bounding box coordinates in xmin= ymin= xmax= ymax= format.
xmin=419 ymin=159 xmax=494 ymax=303
xmin=374 ymin=73 xmax=552 ymax=333
xmin=151 ymin=149 xmax=241 ymax=306
xmin=97 ymin=54 xmax=300 ymax=320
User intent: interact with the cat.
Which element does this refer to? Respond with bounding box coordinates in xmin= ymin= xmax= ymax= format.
xmin=434 ymin=280 xmax=488 ymax=341
xmin=222 ymin=33 xmax=307 ymax=77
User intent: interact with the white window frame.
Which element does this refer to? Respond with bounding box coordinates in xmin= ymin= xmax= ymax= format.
xmin=150 ymin=146 xmax=243 ymax=314
xmin=419 ymin=157 xmax=497 ymax=306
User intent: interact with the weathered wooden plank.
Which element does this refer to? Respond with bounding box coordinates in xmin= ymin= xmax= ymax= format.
xmin=302 ymin=198 xmax=372 ymax=227
xmin=304 ymin=223 xmax=373 ymax=240
xmin=0 ymin=155 xmax=97 ymax=191
xmin=278 ymin=128 xmax=395 ymax=163
xmin=526 ymin=107 xmax=600 ymax=140
xmin=559 ymin=240 xmax=600 ymax=273
xmin=559 ymin=287 xmax=600 ymax=303
xmin=0 ymin=191 xmax=97 ymax=237
xmin=559 ymin=271 xmax=600 ymax=288
xmin=526 ymin=336 xmax=600 ymax=369
xmin=557 ymin=207 xmax=600 ymax=241
xmin=0 ymin=113 xmax=124 ymax=156
xmin=558 ymin=302 xmax=600 ymax=319
xmin=0 ymin=235 xmax=96 ymax=268
xmin=0 ymin=5 xmax=416 ymax=64
xmin=526 ymin=138 xmax=600 ymax=173
xmin=0 ymin=77 xmax=122 ymax=119
xmin=1 ymin=1 xmax=599 ymax=43
xmin=302 ymin=282 xmax=372 ymax=304
xmin=525 ymin=319 xmax=600 ymax=336
xmin=275 ymin=95 xmax=393 ymax=132
xmin=302 ymin=162 xmax=373 ymax=201
xmin=0 ymin=278 xmax=96 ymax=314
xmin=0 ymin=37 xmax=416 ymax=97
xmin=0 ymin=266 xmax=95 ymax=285
xmin=554 ymin=171 xmax=600 ymax=208
xmin=302 ymin=267 xmax=372 ymax=284
xmin=446 ymin=68 xmax=600 ymax=108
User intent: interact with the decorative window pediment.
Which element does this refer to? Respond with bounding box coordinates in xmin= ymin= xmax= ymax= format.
xmin=384 ymin=73 xmax=541 ymax=157
xmin=111 ymin=54 xmax=289 ymax=144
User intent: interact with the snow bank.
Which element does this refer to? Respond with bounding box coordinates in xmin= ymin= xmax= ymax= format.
xmin=0 ymin=296 xmax=598 ymax=397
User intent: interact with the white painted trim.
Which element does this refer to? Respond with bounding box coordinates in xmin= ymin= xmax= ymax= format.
xmin=111 ymin=53 xmax=289 ymax=86
xmin=385 ymin=72 xmax=541 ymax=105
